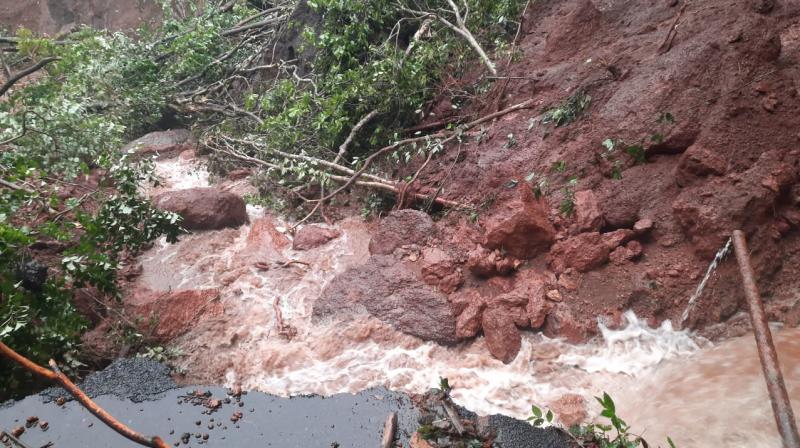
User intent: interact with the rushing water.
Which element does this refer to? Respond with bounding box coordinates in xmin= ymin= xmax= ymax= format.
xmin=138 ymin=154 xmax=800 ymax=448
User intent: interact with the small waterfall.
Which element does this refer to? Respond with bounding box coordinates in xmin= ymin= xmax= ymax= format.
xmin=680 ymin=237 xmax=733 ymax=328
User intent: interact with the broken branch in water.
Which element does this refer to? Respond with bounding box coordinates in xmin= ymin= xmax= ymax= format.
xmin=0 ymin=342 xmax=170 ymax=448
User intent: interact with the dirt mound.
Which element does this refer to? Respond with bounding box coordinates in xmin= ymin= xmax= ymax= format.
xmin=392 ymin=0 xmax=800 ymax=341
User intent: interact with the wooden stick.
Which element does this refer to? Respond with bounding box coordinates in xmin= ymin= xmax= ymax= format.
xmin=0 ymin=342 xmax=170 ymax=448
xmin=381 ymin=412 xmax=398 ymax=448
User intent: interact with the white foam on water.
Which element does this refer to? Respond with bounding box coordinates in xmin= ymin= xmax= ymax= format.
xmin=559 ymin=311 xmax=704 ymax=375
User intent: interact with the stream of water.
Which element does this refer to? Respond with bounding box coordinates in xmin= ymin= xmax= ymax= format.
xmin=138 ymin=154 xmax=799 ymax=447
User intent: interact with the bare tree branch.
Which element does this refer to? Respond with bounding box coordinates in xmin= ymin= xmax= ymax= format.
xmin=0 ymin=57 xmax=59 ymax=97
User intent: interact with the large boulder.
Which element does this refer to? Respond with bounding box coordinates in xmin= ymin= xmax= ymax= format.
xmin=369 ymin=209 xmax=435 ymax=255
xmin=122 ymin=129 xmax=193 ymax=159
xmin=153 ymin=187 xmax=247 ymax=230
xmin=481 ymin=307 xmax=521 ymax=364
xmin=315 ymin=255 xmax=459 ymax=344
xmin=484 ymin=186 xmax=556 ymax=259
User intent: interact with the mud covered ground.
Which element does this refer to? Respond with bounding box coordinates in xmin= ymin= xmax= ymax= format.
xmin=0 ymin=358 xmax=569 ymax=448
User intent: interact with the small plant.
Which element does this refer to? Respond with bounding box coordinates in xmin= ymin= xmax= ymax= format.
xmin=528 ymin=405 xmax=554 ymax=427
xmin=502 ymin=133 xmax=518 ymax=149
xmin=541 ymin=90 xmax=591 ymax=127
xmin=525 ymin=171 xmax=549 ymax=199
xmin=552 ymin=160 xmax=567 ymax=173
xmin=529 ymin=392 xmax=677 ymax=448
xmin=559 ymin=177 xmax=578 ymax=216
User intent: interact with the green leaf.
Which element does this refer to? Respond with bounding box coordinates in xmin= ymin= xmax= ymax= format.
xmin=531 ymin=405 xmax=542 ymax=418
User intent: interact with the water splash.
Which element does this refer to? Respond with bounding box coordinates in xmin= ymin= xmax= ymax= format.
xmin=560 ymin=311 xmax=703 ymax=375
xmin=680 ymin=237 xmax=733 ymax=328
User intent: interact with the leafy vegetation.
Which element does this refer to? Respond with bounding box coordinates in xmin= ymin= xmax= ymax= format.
xmin=541 ymin=90 xmax=591 ymax=128
xmin=530 ymin=392 xmax=677 ymax=448
xmin=0 ymin=2 xmax=259 ymax=397
xmin=1 ymin=0 xmax=530 ymax=398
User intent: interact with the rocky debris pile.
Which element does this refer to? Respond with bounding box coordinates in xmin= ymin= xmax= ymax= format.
xmin=409 ymin=387 xmax=572 ymax=448
xmin=153 ymin=187 xmax=248 ymax=230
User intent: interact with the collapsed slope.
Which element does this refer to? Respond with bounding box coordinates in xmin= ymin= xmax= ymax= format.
xmin=315 ymin=0 xmax=800 ymax=361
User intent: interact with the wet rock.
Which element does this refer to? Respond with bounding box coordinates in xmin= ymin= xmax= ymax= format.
xmin=548 ymin=232 xmax=609 ymax=273
xmin=550 ymin=394 xmax=587 ymax=427
xmin=247 ymin=216 xmax=290 ymax=253
xmin=421 ymin=248 xmax=464 ymax=294
xmin=11 ymin=426 xmax=24 ymax=437
xmin=481 ymin=307 xmax=521 ymax=363
xmin=456 ymin=300 xmax=486 ymax=339
xmin=574 ymin=190 xmax=604 ymax=231
xmin=315 ymin=255 xmax=459 ymax=344
xmin=544 ymin=304 xmax=589 ymax=343
xmin=121 ymin=129 xmax=192 ymax=159
xmin=125 ymin=289 xmax=223 ymax=343
xmin=153 ymin=187 xmax=247 ymax=230
xmin=484 ymin=187 xmax=556 ymax=259
xmin=369 ymin=209 xmax=435 ymax=255
xmin=675 ymin=144 xmax=728 ymax=187
xmin=292 ymin=225 xmax=340 ymax=251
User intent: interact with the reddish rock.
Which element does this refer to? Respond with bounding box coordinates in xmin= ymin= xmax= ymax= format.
xmin=153 ymin=188 xmax=247 ymax=230
xmin=601 ymin=229 xmax=635 ymax=250
xmin=483 ymin=187 xmax=556 ymax=259
xmin=546 ymin=289 xmax=563 ymax=302
xmin=247 ymin=217 xmax=290 ymax=250
xmin=544 ymin=304 xmax=589 ymax=343
xmin=126 ymin=289 xmax=223 ymax=343
xmin=467 ymin=246 xmax=498 ymax=277
xmin=227 ymin=168 xmax=251 ymax=181
xmin=456 ymin=300 xmax=486 ymax=338
xmin=548 ymin=232 xmax=609 ymax=273
xmin=122 ymin=129 xmax=192 ymax=159
xmin=550 ymin=394 xmax=587 ymax=427
xmin=449 ymin=289 xmax=482 ymax=315
xmin=421 ymin=248 xmax=464 ymax=294
xmin=633 ymin=218 xmax=654 ymax=235
xmin=315 ymin=255 xmax=459 ymax=344
xmin=675 ymin=144 xmax=728 ymax=187
xmin=481 ymin=307 xmax=522 ymax=363
xmin=574 ymin=190 xmax=604 ymax=231
xmin=292 ymin=225 xmax=340 ymax=251
xmin=467 ymin=246 xmax=521 ymax=277
xmin=369 ymin=210 xmax=435 ymax=255
xmin=609 ymin=240 xmax=644 ymax=264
